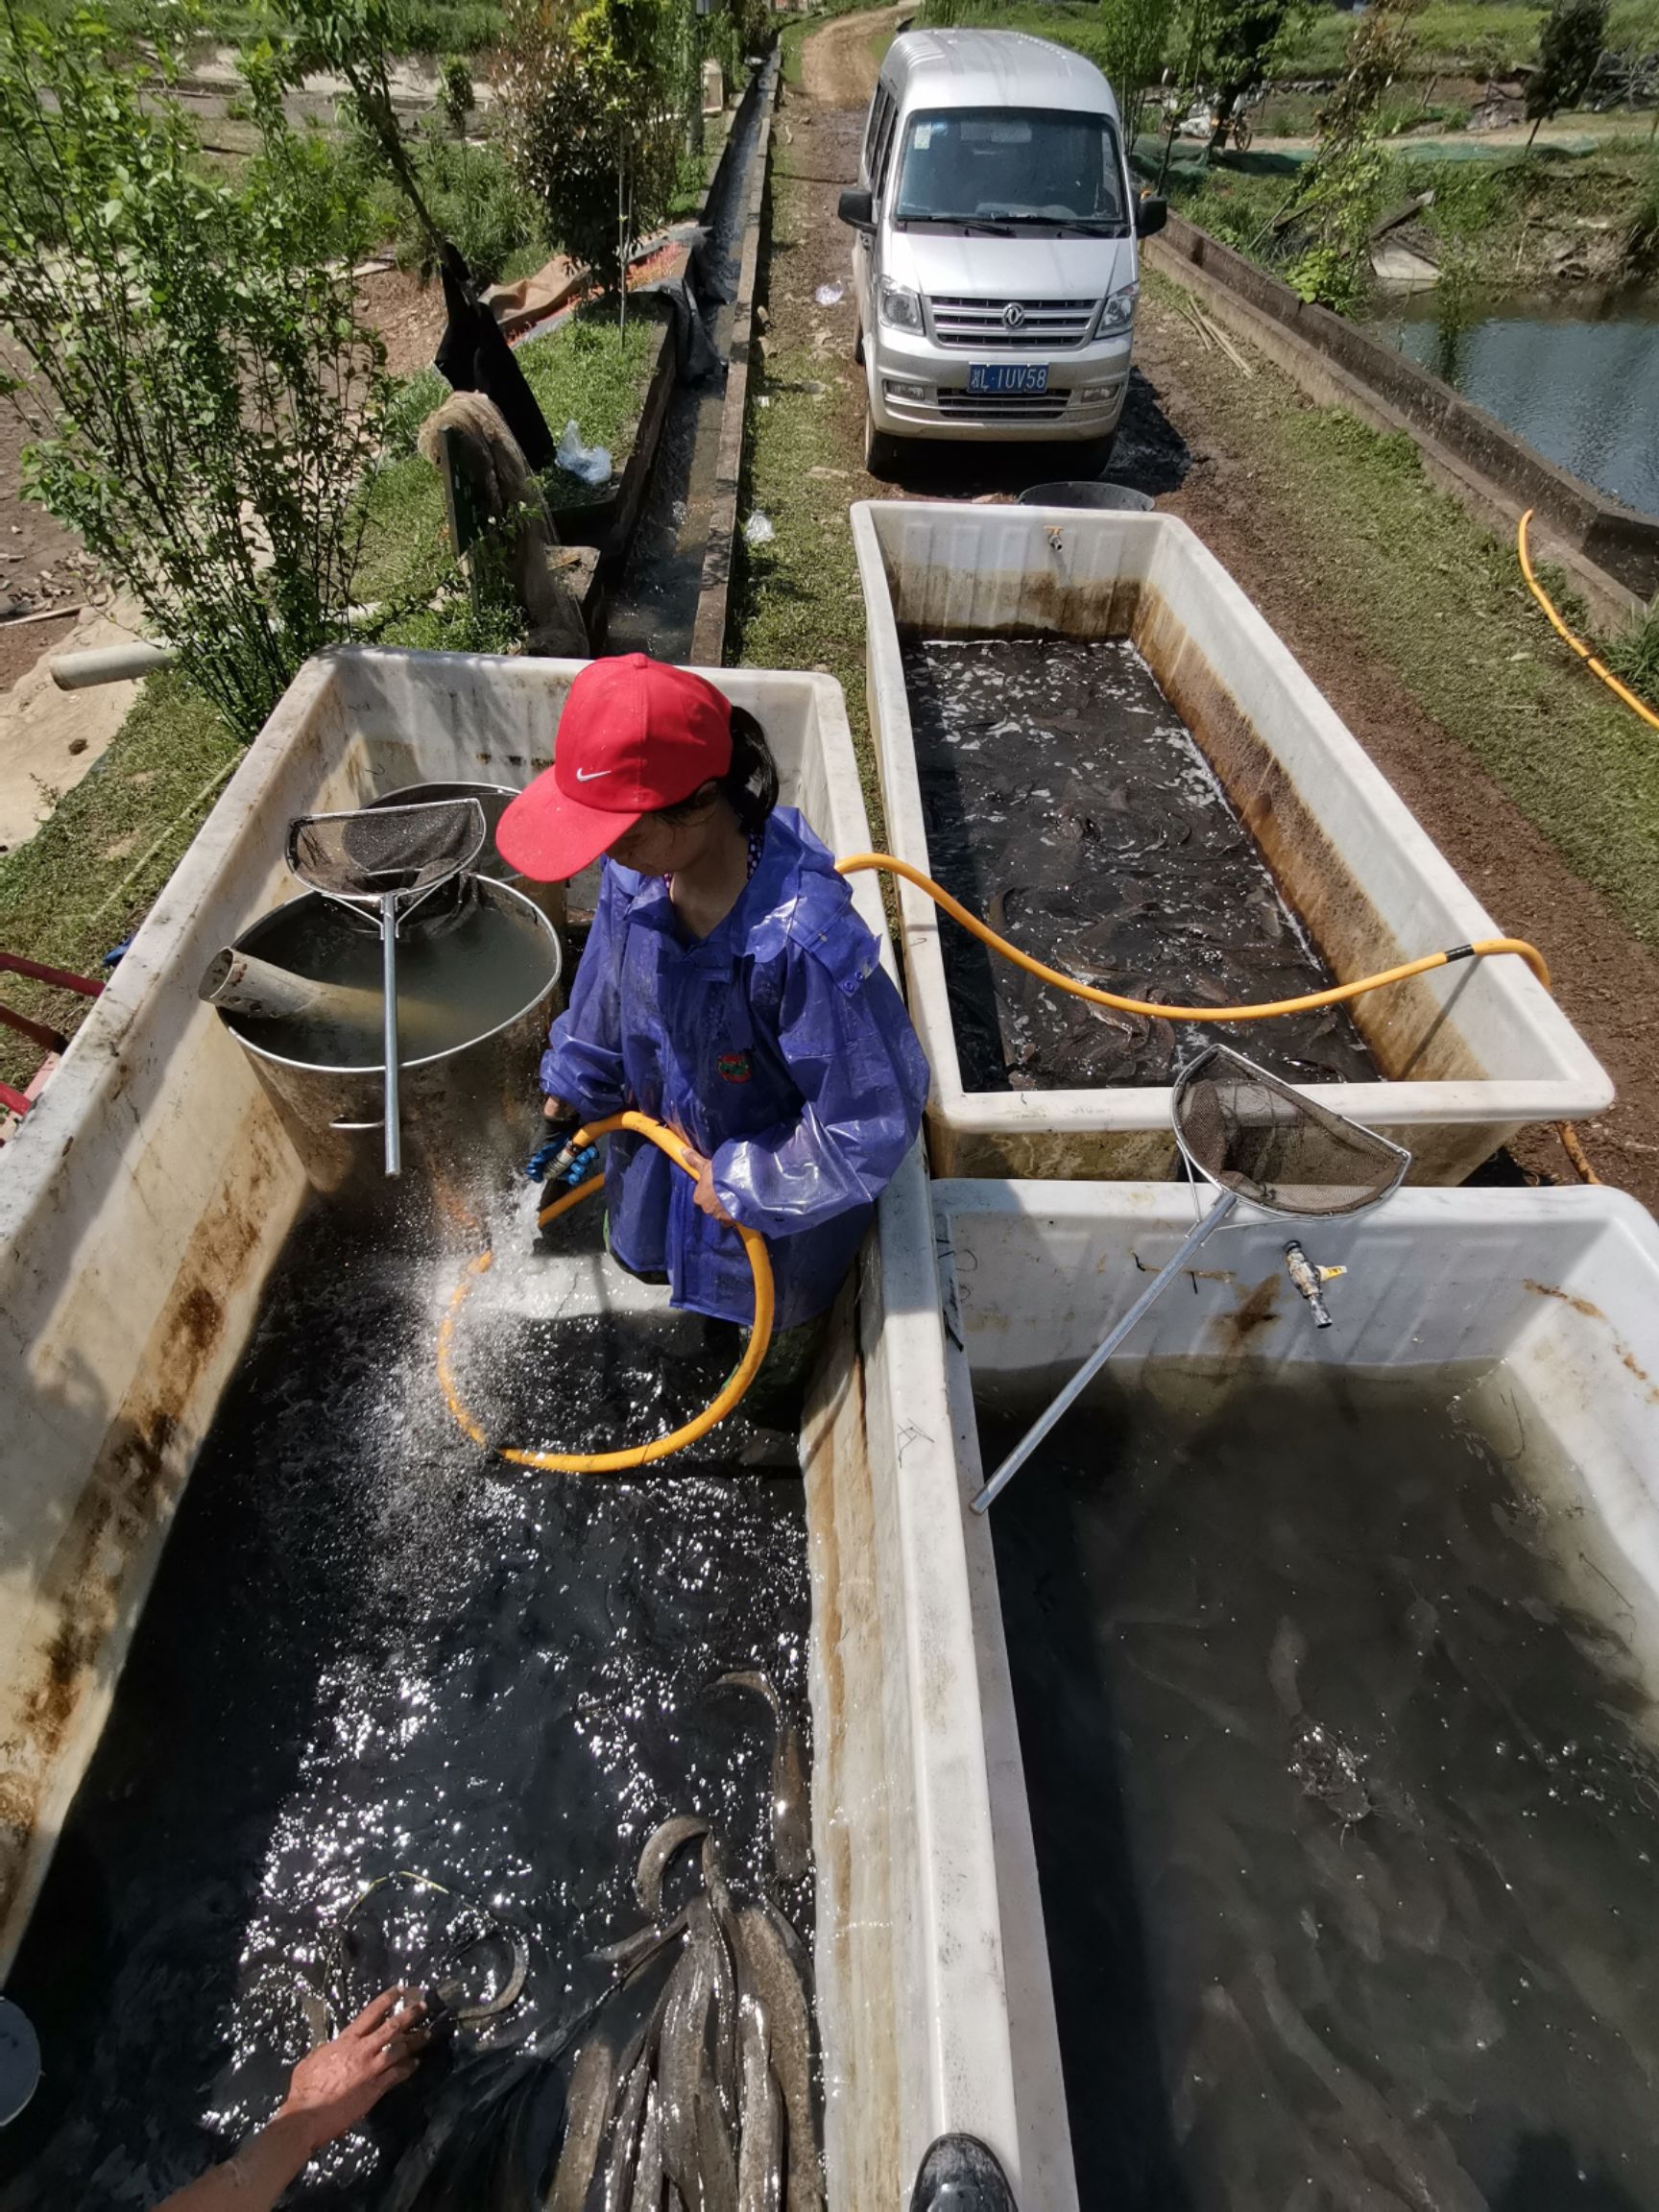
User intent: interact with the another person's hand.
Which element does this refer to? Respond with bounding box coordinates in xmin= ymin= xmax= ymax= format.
xmin=276 ymin=1988 xmax=427 ymax=2158
xmin=150 ymin=1988 xmax=428 ymax=2210
xmin=683 ymin=1144 xmax=735 ymax=1227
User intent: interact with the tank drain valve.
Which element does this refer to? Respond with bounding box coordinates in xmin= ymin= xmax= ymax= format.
xmin=1284 ymin=1240 xmax=1340 ymax=1329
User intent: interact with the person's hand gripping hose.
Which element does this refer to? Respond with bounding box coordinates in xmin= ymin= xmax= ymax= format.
xmin=440 ymin=1111 xmax=775 ymax=1474
xmin=525 ymin=1106 xmax=599 ymax=1189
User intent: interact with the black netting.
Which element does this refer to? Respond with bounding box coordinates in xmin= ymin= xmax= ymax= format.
xmin=1172 ymin=1045 xmax=1408 ymax=1217
xmin=287 ymin=799 xmax=487 ymax=904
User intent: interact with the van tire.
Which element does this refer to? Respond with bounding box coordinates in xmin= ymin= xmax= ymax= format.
xmin=1072 ymin=433 xmax=1118 ymax=477
xmin=854 ymin=322 xmax=865 ymax=367
xmin=864 ymin=410 xmax=902 ymax=480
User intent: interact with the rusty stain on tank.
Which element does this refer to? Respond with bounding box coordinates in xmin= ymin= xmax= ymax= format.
xmin=1215 ymin=1272 xmax=1283 ymax=1351
xmin=1525 ymin=1278 xmax=1659 ymax=1401
xmin=0 ymin=1121 xmax=284 ymax=1937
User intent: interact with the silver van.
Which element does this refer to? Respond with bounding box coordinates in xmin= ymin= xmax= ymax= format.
xmin=838 ymin=29 xmax=1166 ymax=474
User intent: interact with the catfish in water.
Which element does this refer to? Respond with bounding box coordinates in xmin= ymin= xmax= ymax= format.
xmin=715 ymin=1671 xmax=810 ymax=1886
xmin=729 ymin=1906 xmax=821 ymax=2212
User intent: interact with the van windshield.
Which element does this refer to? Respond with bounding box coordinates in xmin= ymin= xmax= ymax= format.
xmin=893 ymin=106 xmax=1127 ymax=230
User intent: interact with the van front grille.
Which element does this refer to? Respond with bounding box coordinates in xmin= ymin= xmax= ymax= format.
xmin=928 ymin=296 xmax=1097 ymax=349
xmin=934 ymin=388 xmax=1071 ymax=421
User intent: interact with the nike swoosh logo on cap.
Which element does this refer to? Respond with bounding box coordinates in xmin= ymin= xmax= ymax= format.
xmin=574 ymin=766 xmax=614 ymax=782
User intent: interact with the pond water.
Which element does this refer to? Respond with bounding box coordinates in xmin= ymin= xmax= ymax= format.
xmin=1365 ymin=286 xmax=1659 ymax=520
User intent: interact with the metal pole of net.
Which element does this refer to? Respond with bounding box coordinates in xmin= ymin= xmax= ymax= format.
xmin=971 ymin=1044 xmax=1412 ymax=1514
xmin=285 ymin=798 xmax=488 ymax=1179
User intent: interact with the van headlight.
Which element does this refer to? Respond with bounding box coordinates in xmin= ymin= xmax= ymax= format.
xmin=1095 ymin=282 xmax=1139 ymax=336
xmin=878 ymin=279 xmax=924 ymax=332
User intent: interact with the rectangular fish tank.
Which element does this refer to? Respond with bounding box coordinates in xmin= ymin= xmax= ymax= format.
xmin=0 ymin=648 xmax=1048 ymax=2209
xmin=851 ymin=501 xmax=1611 ymax=1183
xmin=933 ymin=1178 xmax=1659 ymax=2211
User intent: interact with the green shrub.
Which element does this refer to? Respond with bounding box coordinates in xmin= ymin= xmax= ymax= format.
xmin=0 ymin=3 xmax=388 ymax=737
xmin=498 ymin=0 xmax=689 ymax=290
xmin=396 ymin=0 xmax=505 ymax=52
xmin=438 ymin=51 xmax=476 ymax=132
xmin=397 ymin=128 xmax=543 ymax=281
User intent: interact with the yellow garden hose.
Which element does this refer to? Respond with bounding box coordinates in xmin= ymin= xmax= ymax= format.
xmin=837 ymin=855 xmax=1599 ymax=1181
xmin=834 ymin=852 xmax=1551 ymax=1011
xmin=437 ymin=1110 xmax=775 ymax=1474
xmin=438 ymin=853 xmax=1572 ymax=1477
xmin=1517 ymin=509 xmax=1659 ymax=734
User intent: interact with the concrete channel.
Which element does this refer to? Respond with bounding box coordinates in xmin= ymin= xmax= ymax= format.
xmin=604 ymin=51 xmax=781 ymax=665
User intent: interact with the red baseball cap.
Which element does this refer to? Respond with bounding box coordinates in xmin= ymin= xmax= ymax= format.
xmin=496 ymin=654 xmax=734 ymax=880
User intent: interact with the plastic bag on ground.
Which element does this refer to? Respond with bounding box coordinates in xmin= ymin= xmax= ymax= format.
xmin=555 ymin=421 xmax=613 ymax=487
xmin=814 ymin=283 xmax=844 ymax=305
xmin=743 ymin=512 xmax=775 ymax=546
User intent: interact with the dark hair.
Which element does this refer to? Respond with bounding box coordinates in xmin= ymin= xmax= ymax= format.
xmin=657 ymin=703 xmax=780 ymax=835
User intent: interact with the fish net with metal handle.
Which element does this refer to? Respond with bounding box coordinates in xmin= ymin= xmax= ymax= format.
xmin=285 ymin=797 xmax=488 ymax=911
xmin=971 ymin=1046 xmax=1411 ymax=1514
xmin=1171 ymin=1044 xmax=1410 ymax=1219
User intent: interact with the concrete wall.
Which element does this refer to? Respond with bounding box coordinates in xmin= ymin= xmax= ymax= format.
xmin=1148 ymin=212 xmax=1659 ymax=614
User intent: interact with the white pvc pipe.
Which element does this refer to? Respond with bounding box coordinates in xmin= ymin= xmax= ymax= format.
xmin=49 ymin=642 xmax=177 ymax=690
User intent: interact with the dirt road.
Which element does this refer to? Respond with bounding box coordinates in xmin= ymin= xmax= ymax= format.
xmin=801 ymin=5 xmax=898 ymax=108
xmin=768 ymin=11 xmax=1658 ymax=1208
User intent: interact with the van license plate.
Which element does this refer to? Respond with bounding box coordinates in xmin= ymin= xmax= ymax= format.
xmin=967 ymin=363 xmax=1049 ymax=395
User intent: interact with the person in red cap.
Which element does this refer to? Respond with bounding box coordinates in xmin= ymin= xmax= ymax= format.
xmin=497 ymin=654 xmax=928 ymax=1382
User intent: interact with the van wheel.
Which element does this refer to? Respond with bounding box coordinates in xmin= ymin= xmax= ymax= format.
xmin=864 ymin=409 xmax=902 ymax=479
xmin=1072 ymin=433 xmax=1118 ymax=478
xmin=854 ymin=322 xmax=865 ymax=367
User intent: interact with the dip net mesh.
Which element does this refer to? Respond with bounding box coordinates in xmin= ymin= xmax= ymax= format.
xmin=1171 ymin=1045 xmax=1409 ymax=1218
xmin=287 ymin=798 xmax=488 ymax=906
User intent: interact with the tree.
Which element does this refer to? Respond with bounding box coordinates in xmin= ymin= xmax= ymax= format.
xmin=0 ymin=2 xmax=388 ymax=737
xmin=258 ymin=0 xmax=448 ymax=262
xmin=1283 ymin=0 xmax=1424 ymax=307
xmin=1203 ymin=0 xmax=1310 ymax=150
xmin=1096 ymin=0 xmax=1176 ymax=151
xmin=496 ymin=0 xmax=686 ymax=293
xmin=1527 ymin=0 xmax=1609 ymax=147
xmin=439 ymin=53 xmax=476 ymax=136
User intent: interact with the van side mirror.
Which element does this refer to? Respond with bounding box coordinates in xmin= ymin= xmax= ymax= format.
xmin=838 ymin=187 xmax=876 ymax=234
xmin=1136 ymin=193 xmax=1168 ymax=239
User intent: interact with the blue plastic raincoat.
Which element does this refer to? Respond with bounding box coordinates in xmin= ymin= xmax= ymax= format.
xmin=540 ymin=808 xmax=929 ymax=1328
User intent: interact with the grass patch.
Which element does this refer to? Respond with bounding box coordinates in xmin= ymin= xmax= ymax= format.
xmin=356 ymin=303 xmax=661 ymax=615
xmin=731 ymin=157 xmax=885 ymax=841
xmin=1168 ymin=141 xmax=1659 ymax=291
xmin=915 ymin=0 xmax=1659 ymax=96
xmin=1142 ymin=266 xmax=1659 ymax=947
xmin=1602 ymin=598 xmax=1659 ymax=712
xmin=39 ymin=0 xmax=506 ymax=49
xmin=0 ymin=673 xmax=240 ymax=1087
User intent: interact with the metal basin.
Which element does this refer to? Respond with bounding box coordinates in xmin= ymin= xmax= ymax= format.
xmin=216 ymin=877 xmax=561 ymax=1198
xmin=1018 ymin=480 xmax=1155 ymax=511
